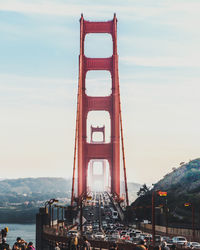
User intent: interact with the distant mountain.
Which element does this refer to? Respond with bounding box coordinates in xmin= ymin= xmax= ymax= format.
xmin=0 ymin=177 xmax=140 ymax=198
xmin=127 ymin=182 xmax=141 ymax=202
xmin=0 ymin=177 xmax=141 ymax=223
xmin=0 ymin=177 xmax=71 ymax=194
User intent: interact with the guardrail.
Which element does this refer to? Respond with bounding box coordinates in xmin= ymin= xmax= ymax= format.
xmin=106 ymin=192 xmax=124 ymax=221
xmin=140 ymin=223 xmax=200 ymax=242
xmin=42 ymin=231 xmax=137 ymax=250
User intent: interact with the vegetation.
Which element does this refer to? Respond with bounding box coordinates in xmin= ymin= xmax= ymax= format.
xmin=0 ymin=177 xmax=140 ymax=223
xmin=0 ymin=177 xmax=72 ymax=223
xmin=137 ymin=184 xmax=150 ymax=197
xmin=130 ymin=158 xmax=200 ymax=227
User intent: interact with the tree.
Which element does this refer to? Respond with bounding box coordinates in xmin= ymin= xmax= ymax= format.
xmin=137 ymin=184 xmax=150 ymax=197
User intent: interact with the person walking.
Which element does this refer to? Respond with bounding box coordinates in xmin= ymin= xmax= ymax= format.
xmin=109 ymin=243 xmax=118 ymax=250
xmin=12 ymin=237 xmax=27 ymax=250
xmin=82 ymin=236 xmax=91 ymax=250
xmin=54 ymin=242 xmax=60 ymax=250
xmin=26 ymin=242 xmax=35 ymax=250
xmin=161 ymin=241 xmax=169 ymax=250
xmin=135 ymin=239 xmax=147 ymax=250
xmin=0 ymin=239 xmax=11 ymax=250
xmin=70 ymin=236 xmax=78 ymax=250
xmin=1 ymin=228 xmax=8 ymax=243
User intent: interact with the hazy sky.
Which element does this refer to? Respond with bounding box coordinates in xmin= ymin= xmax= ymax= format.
xmin=0 ymin=0 xmax=200 ymax=186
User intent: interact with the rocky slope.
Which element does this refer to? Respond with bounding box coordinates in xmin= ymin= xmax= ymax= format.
xmin=131 ymin=158 xmax=200 ymax=226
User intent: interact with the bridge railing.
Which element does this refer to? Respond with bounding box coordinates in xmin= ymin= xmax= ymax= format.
xmin=140 ymin=223 xmax=200 ymax=242
xmin=42 ymin=231 xmax=137 ymax=250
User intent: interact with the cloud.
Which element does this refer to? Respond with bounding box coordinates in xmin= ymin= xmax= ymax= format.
xmin=0 ymin=1 xmax=115 ymax=18
xmin=0 ymin=0 xmax=183 ymax=20
xmin=0 ymin=74 xmax=77 ymax=107
xmin=121 ymin=56 xmax=200 ymax=68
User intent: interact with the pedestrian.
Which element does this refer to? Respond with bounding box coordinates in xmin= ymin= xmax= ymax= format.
xmin=135 ymin=239 xmax=147 ymax=250
xmin=0 ymin=239 xmax=11 ymax=250
xmin=70 ymin=236 xmax=78 ymax=250
xmin=26 ymin=242 xmax=35 ymax=250
xmin=82 ymin=236 xmax=91 ymax=250
xmin=12 ymin=237 xmax=27 ymax=250
xmin=109 ymin=243 xmax=118 ymax=250
xmin=1 ymin=228 xmax=8 ymax=242
xmin=11 ymin=244 xmax=19 ymax=250
xmin=54 ymin=242 xmax=60 ymax=250
xmin=161 ymin=241 xmax=169 ymax=250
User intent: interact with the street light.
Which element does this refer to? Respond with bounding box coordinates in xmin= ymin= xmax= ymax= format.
xmin=184 ymin=203 xmax=195 ymax=241
xmin=44 ymin=198 xmax=59 ymax=227
xmin=53 ymin=205 xmax=65 ymax=230
xmin=152 ymin=190 xmax=168 ymax=247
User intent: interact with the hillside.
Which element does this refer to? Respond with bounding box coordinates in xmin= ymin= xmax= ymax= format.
xmin=131 ymin=158 xmax=200 ymax=226
xmin=0 ymin=177 xmax=72 ymax=223
xmin=0 ymin=177 xmax=71 ymax=194
xmin=0 ymin=177 xmax=140 ymax=223
xmin=154 ymin=158 xmax=200 ymax=194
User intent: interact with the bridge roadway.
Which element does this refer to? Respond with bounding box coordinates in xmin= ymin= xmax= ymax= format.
xmin=82 ymin=191 xmax=120 ymax=237
xmin=40 ymin=192 xmax=199 ymax=249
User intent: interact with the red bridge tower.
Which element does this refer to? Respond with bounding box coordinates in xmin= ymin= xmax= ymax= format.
xmin=71 ymin=14 xmax=129 ymax=205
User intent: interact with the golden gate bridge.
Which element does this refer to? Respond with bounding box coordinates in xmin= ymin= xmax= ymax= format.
xmin=35 ymin=15 xmax=198 ymax=250
xmin=36 ymin=14 xmax=131 ymax=249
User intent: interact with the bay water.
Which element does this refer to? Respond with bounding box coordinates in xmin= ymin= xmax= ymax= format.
xmin=0 ymin=224 xmax=35 ymax=247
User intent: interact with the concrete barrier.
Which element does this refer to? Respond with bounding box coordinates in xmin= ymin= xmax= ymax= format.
xmin=140 ymin=223 xmax=200 ymax=241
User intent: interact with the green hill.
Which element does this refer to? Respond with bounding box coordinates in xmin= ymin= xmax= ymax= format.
xmin=0 ymin=177 xmax=140 ymax=223
xmin=0 ymin=177 xmax=71 ymax=194
xmin=131 ymin=158 xmax=200 ymax=226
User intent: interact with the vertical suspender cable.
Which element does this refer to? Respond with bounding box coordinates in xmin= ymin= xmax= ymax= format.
xmin=71 ymin=14 xmax=84 ymax=206
xmin=119 ymin=100 xmax=129 ymax=206
xmin=71 ymin=85 xmax=80 ymax=206
xmin=114 ymin=14 xmax=129 ymax=206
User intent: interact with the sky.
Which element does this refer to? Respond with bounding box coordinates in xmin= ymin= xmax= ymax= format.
xmin=0 ymin=0 xmax=200 ymax=187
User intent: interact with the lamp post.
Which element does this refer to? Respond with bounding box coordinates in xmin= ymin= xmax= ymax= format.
xmin=184 ymin=203 xmax=195 ymax=241
xmin=152 ymin=190 xmax=168 ymax=247
xmin=44 ymin=198 xmax=59 ymax=227
xmin=80 ymin=197 xmax=83 ymax=236
xmin=152 ymin=191 xmax=155 ymax=248
xmin=165 ymin=199 xmax=169 ymax=236
xmin=157 ymin=191 xmax=168 ymax=235
xmin=53 ymin=205 xmax=60 ymax=230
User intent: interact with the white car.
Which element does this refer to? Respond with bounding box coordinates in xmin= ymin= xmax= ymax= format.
xmin=67 ymin=230 xmax=79 ymax=237
xmin=94 ymin=232 xmax=105 ymax=240
xmin=187 ymin=242 xmax=200 ymax=248
xmin=112 ymin=232 xmax=120 ymax=239
xmin=172 ymin=236 xmax=187 ymax=245
xmin=135 ymin=230 xmax=142 ymax=238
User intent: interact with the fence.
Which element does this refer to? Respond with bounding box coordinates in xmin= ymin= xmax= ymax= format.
xmin=140 ymin=223 xmax=200 ymax=242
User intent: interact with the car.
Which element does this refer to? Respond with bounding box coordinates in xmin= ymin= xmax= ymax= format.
xmin=112 ymin=232 xmax=120 ymax=239
xmin=135 ymin=231 xmax=142 ymax=238
xmin=105 ymin=236 xmax=117 ymax=242
xmin=121 ymin=234 xmax=130 ymax=241
xmin=94 ymin=232 xmax=105 ymax=240
xmin=140 ymin=233 xmax=149 ymax=240
xmin=144 ymin=235 xmax=152 ymax=242
xmin=187 ymin=242 xmax=200 ymax=248
xmin=120 ymin=230 xmax=127 ymax=236
xmin=102 ymin=221 xmax=107 ymax=227
xmin=172 ymin=236 xmax=187 ymax=245
xmin=155 ymin=235 xmax=163 ymax=243
xmin=83 ymin=231 xmax=94 ymax=240
xmin=67 ymin=230 xmax=79 ymax=237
